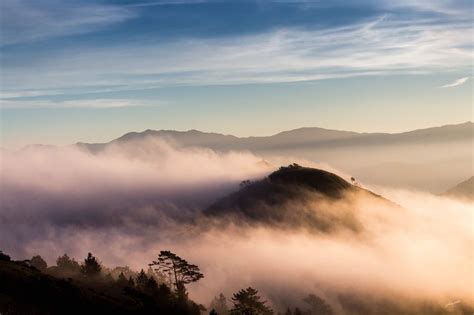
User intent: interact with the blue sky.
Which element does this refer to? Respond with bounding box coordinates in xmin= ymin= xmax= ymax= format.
xmin=0 ymin=0 xmax=472 ymax=147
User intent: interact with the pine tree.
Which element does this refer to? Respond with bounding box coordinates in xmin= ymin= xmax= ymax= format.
xmin=81 ymin=253 xmax=101 ymax=277
xmin=303 ymin=294 xmax=332 ymax=315
xmin=136 ymin=269 xmax=148 ymax=290
xmin=127 ymin=276 xmax=135 ymax=287
xmin=117 ymin=272 xmax=128 ymax=286
xmin=145 ymin=277 xmax=158 ymax=293
xmin=231 ymin=287 xmax=273 ymax=315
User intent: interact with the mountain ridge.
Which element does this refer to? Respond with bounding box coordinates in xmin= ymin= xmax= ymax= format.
xmin=443 ymin=176 xmax=474 ymax=201
xmin=75 ymin=121 xmax=473 ymax=152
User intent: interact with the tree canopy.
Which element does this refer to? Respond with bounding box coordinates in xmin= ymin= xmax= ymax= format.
xmin=149 ymin=250 xmax=203 ymax=294
xmin=81 ymin=252 xmax=102 ymax=277
xmin=231 ymin=287 xmax=273 ymax=315
xmin=56 ymin=253 xmax=80 ymax=274
xmin=303 ymin=294 xmax=333 ymax=315
xmin=30 ymin=255 xmax=47 ymax=271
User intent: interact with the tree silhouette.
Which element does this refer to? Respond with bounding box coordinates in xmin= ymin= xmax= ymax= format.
xmin=293 ymin=308 xmax=302 ymax=315
xmin=56 ymin=253 xmax=80 ymax=274
xmin=145 ymin=277 xmax=159 ymax=293
xmin=127 ymin=276 xmax=135 ymax=287
xmin=149 ymin=250 xmax=203 ymax=295
xmin=110 ymin=265 xmax=135 ymax=280
xmin=117 ymin=272 xmax=128 ymax=286
xmin=136 ymin=269 xmax=148 ymax=290
xmin=1 ymin=249 xmax=203 ymax=315
xmin=231 ymin=287 xmax=273 ymax=315
xmin=30 ymin=255 xmax=47 ymax=271
xmin=104 ymin=273 xmax=114 ymax=282
xmin=0 ymin=250 xmax=11 ymax=261
xmin=210 ymin=293 xmax=229 ymax=315
xmin=81 ymin=252 xmax=101 ymax=277
xmin=303 ymin=294 xmax=333 ymax=315
xmin=147 ymin=265 xmax=167 ymax=285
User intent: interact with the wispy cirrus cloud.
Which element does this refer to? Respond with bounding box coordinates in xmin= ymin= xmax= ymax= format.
xmin=1 ymin=13 xmax=471 ymax=101
xmin=126 ymin=0 xmax=210 ymax=7
xmin=0 ymin=99 xmax=157 ymax=109
xmin=440 ymin=77 xmax=470 ymax=88
xmin=1 ymin=0 xmax=472 ymax=107
xmin=0 ymin=0 xmax=135 ymax=46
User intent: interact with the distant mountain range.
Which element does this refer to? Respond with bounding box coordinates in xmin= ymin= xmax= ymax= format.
xmin=77 ymin=121 xmax=473 ymax=153
xmin=73 ymin=122 xmax=472 ymax=193
xmin=9 ymin=122 xmax=471 ymax=193
xmin=443 ymin=176 xmax=474 ymax=201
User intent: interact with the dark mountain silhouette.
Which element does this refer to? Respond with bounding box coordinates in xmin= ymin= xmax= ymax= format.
xmin=443 ymin=177 xmax=474 ymax=201
xmin=204 ymin=164 xmax=389 ymax=233
xmin=76 ymin=122 xmax=473 ymax=152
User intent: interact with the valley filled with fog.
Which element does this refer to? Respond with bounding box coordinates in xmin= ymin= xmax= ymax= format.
xmin=1 ymin=125 xmax=472 ymax=313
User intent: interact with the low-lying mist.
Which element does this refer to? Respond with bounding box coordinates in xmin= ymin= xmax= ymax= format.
xmin=0 ymin=138 xmax=472 ymax=313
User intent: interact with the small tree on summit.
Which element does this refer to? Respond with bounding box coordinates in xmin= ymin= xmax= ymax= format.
xmin=81 ymin=252 xmax=101 ymax=277
xmin=149 ymin=250 xmax=203 ymax=297
xmin=231 ymin=287 xmax=273 ymax=315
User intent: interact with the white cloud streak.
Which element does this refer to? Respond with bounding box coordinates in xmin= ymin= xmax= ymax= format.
xmin=0 ymin=99 xmax=158 ymax=109
xmin=440 ymin=77 xmax=470 ymax=88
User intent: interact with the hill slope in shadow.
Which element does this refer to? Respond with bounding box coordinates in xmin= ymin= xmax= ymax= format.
xmin=204 ymin=164 xmax=390 ymax=233
xmin=0 ymin=255 xmax=200 ymax=315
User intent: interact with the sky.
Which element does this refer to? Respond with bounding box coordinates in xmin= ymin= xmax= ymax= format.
xmin=0 ymin=0 xmax=472 ymax=148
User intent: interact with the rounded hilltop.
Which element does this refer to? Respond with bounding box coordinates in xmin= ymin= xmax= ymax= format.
xmin=204 ymin=164 xmax=384 ymax=233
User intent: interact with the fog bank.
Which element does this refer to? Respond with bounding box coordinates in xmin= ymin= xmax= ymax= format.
xmin=0 ymin=139 xmax=472 ymax=312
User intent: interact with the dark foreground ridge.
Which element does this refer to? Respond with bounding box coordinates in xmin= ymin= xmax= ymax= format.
xmin=204 ymin=164 xmax=385 ymax=233
xmin=0 ymin=252 xmax=201 ymax=315
xmin=2 ymin=247 xmax=472 ymax=315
